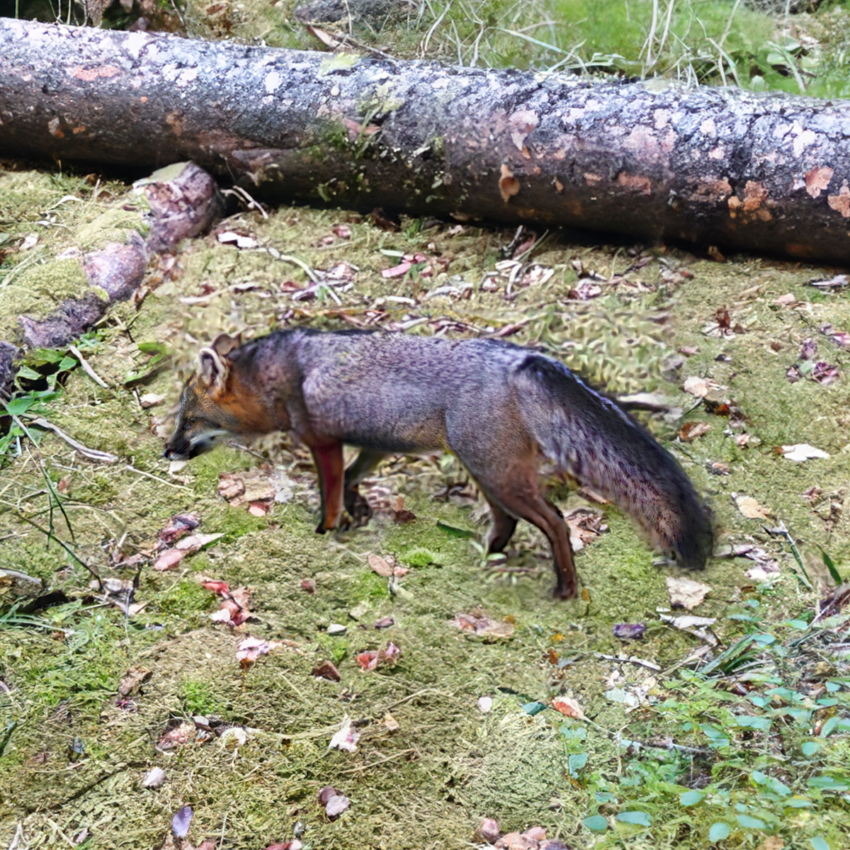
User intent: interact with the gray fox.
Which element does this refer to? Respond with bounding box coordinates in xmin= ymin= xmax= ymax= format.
xmin=164 ymin=329 xmax=712 ymax=599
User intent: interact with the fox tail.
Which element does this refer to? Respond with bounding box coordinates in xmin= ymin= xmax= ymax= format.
xmin=516 ymin=355 xmax=713 ymax=569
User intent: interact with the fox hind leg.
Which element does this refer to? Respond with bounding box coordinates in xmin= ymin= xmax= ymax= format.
xmin=462 ymin=453 xmax=578 ymax=599
xmin=448 ymin=402 xmax=578 ymax=599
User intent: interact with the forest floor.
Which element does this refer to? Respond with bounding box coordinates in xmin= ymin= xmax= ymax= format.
xmin=1 ymin=163 xmax=849 ymax=850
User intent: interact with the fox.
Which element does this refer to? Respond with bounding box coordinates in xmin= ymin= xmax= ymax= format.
xmin=164 ymin=328 xmax=712 ymax=599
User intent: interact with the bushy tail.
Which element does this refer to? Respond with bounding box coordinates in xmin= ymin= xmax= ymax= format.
xmin=516 ymin=355 xmax=713 ymax=569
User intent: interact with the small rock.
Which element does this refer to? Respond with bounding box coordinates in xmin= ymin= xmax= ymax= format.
xmin=143 ymin=766 xmax=166 ymax=789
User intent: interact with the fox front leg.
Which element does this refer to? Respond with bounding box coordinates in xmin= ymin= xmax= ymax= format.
xmin=310 ymin=441 xmax=346 ymax=533
xmin=341 ymin=449 xmax=387 ymax=527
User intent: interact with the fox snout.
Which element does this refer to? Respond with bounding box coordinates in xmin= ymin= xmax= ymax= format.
xmin=163 ymin=421 xmax=225 ymax=461
xmin=163 ymin=438 xmax=190 ymax=462
xmin=163 ymin=422 xmax=193 ymax=460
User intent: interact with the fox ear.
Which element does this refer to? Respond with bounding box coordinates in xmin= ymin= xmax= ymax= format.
xmin=211 ymin=332 xmax=242 ymax=358
xmin=197 ymin=347 xmax=229 ymax=394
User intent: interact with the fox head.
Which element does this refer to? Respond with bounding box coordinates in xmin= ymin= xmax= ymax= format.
xmin=163 ymin=333 xmax=246 ymax=461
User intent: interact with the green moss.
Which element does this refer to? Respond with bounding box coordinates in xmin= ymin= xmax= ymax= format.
xmin=158 ymin=579 xmax=215 ymax=615
xmin=351 ymin=570 xmax=391 ymax=602
xmin=74 ymin=206 xmax=148 ymax=252
xmin=318 ymin=52 xmax=362 ymax=76
xmin=314 ymin=633 xmax=350 ymax=665
xmin=399 ymin=545 xmax=440 ymax=567
xmin=0 ymin=258 xmax=96 ymax=338
xmin=181 ymin=677 xmax=226 ymax=715
xmin=468 ymin=700 xmax=571 ymax=829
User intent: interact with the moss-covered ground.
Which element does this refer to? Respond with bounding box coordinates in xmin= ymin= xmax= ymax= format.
xmin=1 ymin=161 xmax=848 ymax=849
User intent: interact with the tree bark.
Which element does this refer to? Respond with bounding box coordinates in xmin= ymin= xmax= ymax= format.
xmin=1 ymin=18 xmax=849 ymax=263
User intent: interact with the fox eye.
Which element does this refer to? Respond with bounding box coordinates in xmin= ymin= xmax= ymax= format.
xmin=185 ymin=417 xmax=197 ymax=426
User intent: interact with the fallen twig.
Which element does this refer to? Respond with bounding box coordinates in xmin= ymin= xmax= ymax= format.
xmin=594 ymin=652 xmax=662 ymax=672
xmin=27 ymin=418 xmax=118 ymax=463
xmin=67 ymin=344 xmax=109 ymax=389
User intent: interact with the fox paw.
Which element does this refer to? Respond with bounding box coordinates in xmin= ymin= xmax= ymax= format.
xmin=342 ymin=488 xmax=373 ymax=528
xmin=315 ymin=507 xmax=355 ymax=533
xmin=552 ymin=582 xmax=578 ymax=601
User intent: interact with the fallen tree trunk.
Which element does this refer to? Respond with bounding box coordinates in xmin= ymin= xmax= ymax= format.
xmin=1 ymin=19 xmax=849 ymax=263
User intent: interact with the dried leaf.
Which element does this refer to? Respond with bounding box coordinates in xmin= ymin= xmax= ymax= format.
xmin=329 ymin=716 xmax=360 ymax=753
xmin=355 ymin=641 xmax=401 ymax=671
xmin=175 ymin=532 xmax=224 ymax=552
xmin=799 ymin=337 xmax=817 ymax=360
xmin=318 ymin=786 xmax=350 ymax=819
xmin=209 ymin=608 xmax=236 ymax=624
xmin=812 ymin=361 xmax=840 ymax=385
xmin=140 ymin=392 xmax=165 ymax=408
xmin=665 ymin=614 xmax=716 ymax=630
xmin=368 ymin=553 xmax=394 ymax=577
xmin=809 ymin=273 xmax=848 ymax=289
xmin=477 ymin=818 xmax=501 ymax=843
xmin=325 ymin=793 xmax=350 ymax=818
xmin=312 ymin=660 xmax=341 ymax=681
xmin=612 ymin=623 xmax=645 ymax=640
xmin=551 ymin=696 xmax=585 ymax=719
xmin=569 ymin=280 xmax=602 ymax=300
xmin=666 ymin=576 xmax=711 ymax=610
xmin=172 ymin=806 xmax=193 ymax=838
xmin=236 ymin=636 xmax=280 ymax=670
xmin=734 ymin=494 xmax=771 ymax=519
xmin=117 ymin=665 xmax=152 ymax=697
xmin=153 ymin=548 xmax=186 ymax=571
xmin=218 ymin=469 xmax=276 ymax=507
xmin=451 ymin=611 xmax=515 ymax=639
xmin=143 ymin=767 xmax=166 ymax=789
xmin=157 ymin=720 xmax=197 ymax=751
xmin=200 ymin=578 xmax=230 ymax=595
xmin=381 ymin=261 xmax=412 ymax=279
xmin=782 ymin=443 xmax=830 ymax=462
xmin=683 ymin=376 xmax=709 ymax=397
xmin=678 ymin=421 xmax=711 ymax=441
xmin=217 ymin=230 xmax=258 ymax=249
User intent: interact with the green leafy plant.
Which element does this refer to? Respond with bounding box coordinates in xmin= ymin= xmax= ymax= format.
xmin=0 ymin=390 xmax=58 ymax=459
xmin=570 ymin=603 xmax=850 ymax=846
xmin=14 ymin=348 xmax=78 ymax=390
xmin=123 ymin=341 xmax=173 ymax=386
